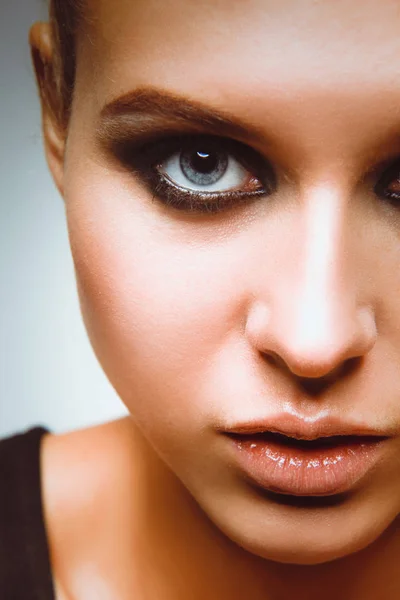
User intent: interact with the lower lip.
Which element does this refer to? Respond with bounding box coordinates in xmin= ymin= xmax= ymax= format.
xmin=227 ymin=434 xmax=386 ymax=496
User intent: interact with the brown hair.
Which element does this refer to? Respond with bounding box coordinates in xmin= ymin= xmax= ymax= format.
xmin=45 ymin=0 xmax=81 ymax=128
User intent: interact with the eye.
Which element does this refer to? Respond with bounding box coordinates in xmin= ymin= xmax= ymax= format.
xmin=123 ymin=134 xmax=275 ymax=214
xmin=375 ymin=161 xmax=400 ymax=203
xmin=159 ymin=139 xmax=260 ymax=193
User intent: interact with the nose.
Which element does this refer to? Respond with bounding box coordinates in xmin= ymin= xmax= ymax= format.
xmin=245 ymin=187 xmax=377 ymax=385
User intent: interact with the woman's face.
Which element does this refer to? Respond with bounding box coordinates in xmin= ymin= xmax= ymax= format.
xmin=56 ymin=0 xmax=400 ymax=564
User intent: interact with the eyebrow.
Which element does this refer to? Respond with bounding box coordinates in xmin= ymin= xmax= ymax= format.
xmin=96 ymin=86 xmax=258 ymax=146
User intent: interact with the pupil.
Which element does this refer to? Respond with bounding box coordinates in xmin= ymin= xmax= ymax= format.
xmin=180 ymin=145 xmax=228 ymax=186
xmin=191 ymin=150 xmax=218 ymax=174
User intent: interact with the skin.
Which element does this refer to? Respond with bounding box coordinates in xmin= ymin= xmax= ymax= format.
xmin=30 ymin=0 xmax=400 ymax=597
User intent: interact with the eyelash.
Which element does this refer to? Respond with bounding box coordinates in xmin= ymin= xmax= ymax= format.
xmin=116 ymin=134 xmax=276 ymax=214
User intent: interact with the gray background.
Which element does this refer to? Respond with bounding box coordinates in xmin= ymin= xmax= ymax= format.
xmin=0 ymin=0 xmax=127 ymax=437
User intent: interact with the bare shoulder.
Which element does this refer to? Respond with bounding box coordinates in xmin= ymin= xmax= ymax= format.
xmin=41 ymin=416 xmax=137 ymax=524
xmin=40 ymin=416 xmax=145 ymax=598
xmin=40 ymin=415 xmax=143 ymax=532
xmin=42 ymin=416 xmax=136 ymax=487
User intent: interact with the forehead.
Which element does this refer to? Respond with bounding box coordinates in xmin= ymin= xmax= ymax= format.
xmin=82 ymin=0 xmax=400 ymax=88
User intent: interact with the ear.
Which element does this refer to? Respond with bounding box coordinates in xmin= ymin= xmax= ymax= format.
xmin=29 ymin=22 xmax=66 ymax=198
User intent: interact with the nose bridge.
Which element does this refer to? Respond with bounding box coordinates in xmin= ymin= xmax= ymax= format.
xmin=260 ymin=183 xmax=376 ymax=379
xmin=295 ymin=185 xmax=346 ymax=342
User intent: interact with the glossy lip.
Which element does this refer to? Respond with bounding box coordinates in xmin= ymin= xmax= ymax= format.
xmin=222 ymin=413 xmax=390 ymax=496
xmin=222 ymin=412 xmax=390 ymax=440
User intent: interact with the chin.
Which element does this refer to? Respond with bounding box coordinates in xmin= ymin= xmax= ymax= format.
xmin=229 ymin=521 xmax=383 ymax=565
xmin=203 ymin=487 xmax=399 ymax=566
xmin=242 ymin=538 xmax=368 ymax=566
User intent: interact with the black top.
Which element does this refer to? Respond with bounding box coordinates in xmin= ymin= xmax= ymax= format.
xmin=0 ymin=426 xmax=55 ymax=599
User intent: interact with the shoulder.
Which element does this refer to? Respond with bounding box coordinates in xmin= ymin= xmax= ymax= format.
xmin=40 ymin=417 xmax=144 ymax=598
xmin=41 ymin=416 xmax=137 ymax=507
xmin=41 ymin=415 xmax=140 ymax=540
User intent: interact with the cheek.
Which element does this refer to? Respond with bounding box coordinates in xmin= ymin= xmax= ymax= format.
xmin=65 ymin=177 xmax=251 ymax=445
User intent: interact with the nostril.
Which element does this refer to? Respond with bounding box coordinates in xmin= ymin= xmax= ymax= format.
xmin=262 ymin=352 xmax=280 ymax=368
xmin=261 ymin=350 xmax=287 ymax=370
xmin=296 ymin=357 xmax=360 ymax=397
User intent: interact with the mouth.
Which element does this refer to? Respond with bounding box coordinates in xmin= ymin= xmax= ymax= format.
xmin=227 ymin=430 xmax=385 ymax=449
xmin=224 ymin=423 xmax=388 ymax=497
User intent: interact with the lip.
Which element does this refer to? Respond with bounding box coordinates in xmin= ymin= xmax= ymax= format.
xmin=223 ymin=414 xmax=389 ymax=496
xmin=223 ymin=413 xmax=389 ymax=440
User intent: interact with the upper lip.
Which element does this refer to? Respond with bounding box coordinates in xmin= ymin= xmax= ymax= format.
xmin=222 ymin=414 xmax=390 ymax=441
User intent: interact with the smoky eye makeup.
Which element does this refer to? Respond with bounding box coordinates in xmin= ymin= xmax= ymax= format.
xmin=374 ymin=159 xmax=400 ymax=204
xmin=96 ymin=84 xmax=400 ymax=216
xmin=101 ymin=132 xmax=277 ymax=214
